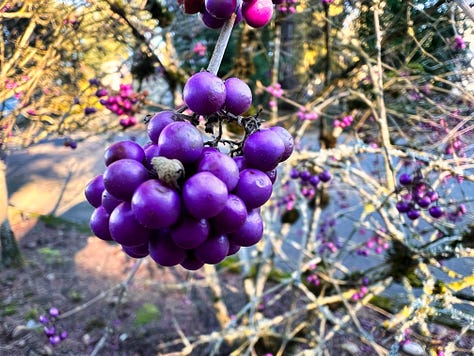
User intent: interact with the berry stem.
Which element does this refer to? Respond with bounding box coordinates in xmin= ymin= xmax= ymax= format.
xmin=207 ymin=14 xmax=236 ymax=75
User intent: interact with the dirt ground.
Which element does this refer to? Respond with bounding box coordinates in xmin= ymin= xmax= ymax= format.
xmin=1 ymin=136 xmax=472 ymax=355
xmin=0 ymin=215 xmax=473 ymax=356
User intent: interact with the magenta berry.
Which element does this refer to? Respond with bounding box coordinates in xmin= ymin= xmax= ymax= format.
xmin=242 ymin=0 xmax=274 ymax=28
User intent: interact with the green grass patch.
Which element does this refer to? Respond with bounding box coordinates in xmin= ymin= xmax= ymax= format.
xmin=134 ymin=303 xmax=161 ymax=326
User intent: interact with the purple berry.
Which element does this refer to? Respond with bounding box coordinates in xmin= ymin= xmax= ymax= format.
xmin=407 ymin=209 xmax=420 ymax=220
xmin=227 ymin=243 xmax=241 ymax=256
xmin=103 ymin=159 xmax=150 ymax=201
xmin=59 ymin=331 xmax=68 ymax=340
xmin=170 ymin=215 xmax=210 ymax=249
xmin=101 ymin=190 xmax=122 ymax=214
xmin=290 ymin=168 xmax=299 ymax=179
xmin=416 ymin=196 xmax=432 ymax=208
xmin=183 ymin=172 xmax=228 ymax=218
xmin=234 ymin=168 xmax=273 ymax=209
xmin=122 ymin=243 xmax=149 ymax=258
xmin=49 ymin=335 xmax=61 ymax=346
xmin=243 ymin=128 xmax=285 ymax=171
xmin=147 ymin=111 xmax=175 ymax=143
xmin=85 ymin=175 xmax=105 ymax=208
xmin=395 ymin=201 xmax=410 ymax=213
xmin=195 ymin=234 xmax=230 ymax=264
xmin=265 ymin=168 xmax=278 ymax=184
xmin=228 ymin=209 xmax=264 ymax=247
xmin=104 ymin=140 xmax=145 ymax=166
xmin=269 ymin=126 xmax=294 ymax=162
xmin=197 ymin=149 xmax=240 ymax=191
xmin=44 ymin=326 xmax=56 ymax=337
xmin=49 ymin=307 xmax=59 ymax=317
xmin=233 ymin=155 xmax=248 ymax=171
xmin=318 ymin=170 xmax=332 ymax=182
xmin=224 ymin=77 xmax=252 ymax=115
xmin=89 ymin=206 xmax=113 ymax=241
xmin=84 ymin=107 xmax=97 ymax=115
xmin=399 ymin=173 xmax=413 ymax=186
xmin=131 ymin=179 xmax=181 ymax=229
xmin=299 ymin=170 xmax=311 ymax=181
xmin=109 ymin=202 xmax=151 ymax=247
xmin=183 ymin=72 xmax=226 ymax=115
xmin=210 ymin=194 xmax=248 ymax=233
xmin=157 ymin=121 xmax=204 ymax=164
xmin=149 ymin=234 xmax=186 ymax=267
xmin=180 ymin=253 xmax=205 ymax=270
xmin=429 ymin=206 xmax=444 ymax=218
xmin=205 ymin=0 xmax=238 ymax=19
xmin=309 ymin=175 xmax=320 ymax=187
xmin=426 ymin=190 xmax=439 ymax=202
xmin=201 ymin=8 xmax=226 ymax=28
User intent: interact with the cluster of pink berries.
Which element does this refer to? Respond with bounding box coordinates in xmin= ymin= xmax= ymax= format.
xmin=321 ymin=0 xmax=334 ymax=4
xmin=351 ymin=278 xmax=370 ymax=301
xmin=274 ymin=0 xmax=297 ymax=14
xmin=356 ymin=231 xmax=390 ymax=256
xmin=297 ymin=108 xmax=318 ymax=121
xmin=192 ymin=41 xmax=207 ymax=56
xmin=454 ymin=35 xmax=466 ymax=50
xmin=267 ymin=82 xmax=284 ymax=97
xmin=267 ymin=83 xmax=284 ymax=108
xmin=92 ymin=82 xmax=147 ymax=129
xmin=334 ymin=115 xmax=353 ymax=128
xmin=306 ymin=263 xmax=320 ymax=287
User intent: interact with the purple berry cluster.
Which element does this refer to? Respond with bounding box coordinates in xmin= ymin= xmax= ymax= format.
xmin=38 ymin=308 xmax=68 ymax=346
xmin=183 ymin=72 xmax=252 ymax=116
xmin=289 ymin=166 xmax=332 ymax=199
xmin=179 ymin=0 xmax=274 ymax=29
xmin=395 ymin=173 xmax=444 ymax=220
xmin=97 ymin=84 xmax=148 ymax=129
xmin=86 ymin=72 xmax=294 ymax=271
xmin=351 ymin=278 xmax=370 ymax=302
xmin=86 ymin=123 xmax=293 ymax=270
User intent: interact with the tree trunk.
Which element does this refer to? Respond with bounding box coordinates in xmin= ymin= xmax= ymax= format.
xmin=0 ymin=159 xmax=23 ymax=269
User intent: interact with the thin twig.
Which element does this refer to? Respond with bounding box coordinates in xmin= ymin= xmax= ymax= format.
xmin=207 ymin=14 xmax=236 ymax=75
